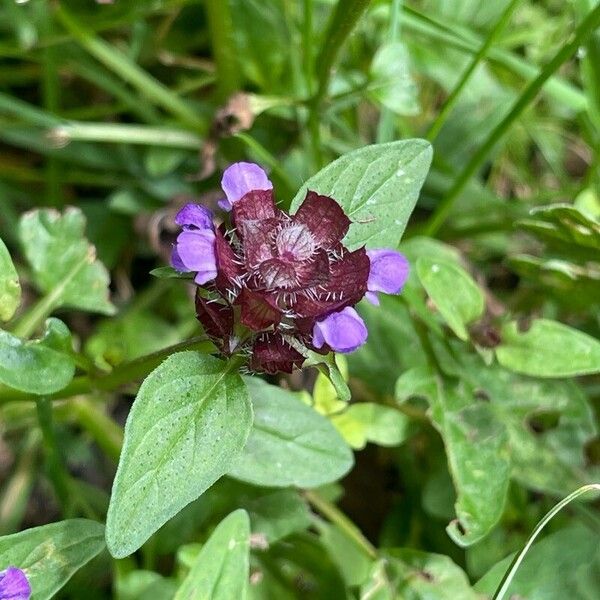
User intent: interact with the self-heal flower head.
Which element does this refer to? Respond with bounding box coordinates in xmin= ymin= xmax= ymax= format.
xmin=171 ymin=161 xmax=410 ymax=374
xmin=0 ymin=567 xmax=31 ymax=600
xmin=366 ymin=248 xmax=410 ymax=305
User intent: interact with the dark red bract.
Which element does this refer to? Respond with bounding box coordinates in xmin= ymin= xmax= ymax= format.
xmin=196 ymin=189 xmax=370 ymax=373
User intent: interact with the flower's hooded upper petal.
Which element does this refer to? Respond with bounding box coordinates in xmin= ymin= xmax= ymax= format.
xmin=293 ymin=191 xmax=351 ymax=249
xmin=175 ymin=230 xmax=217 ymax=284
xmin=312 ymin=307 xmax=367 ymax=353
xmin=175 ymin=203 xmax=213 ymax=230
xmin=0 ymin=567 xmax=31 ymax=600
xmin=294 ymin=247 xmax=369 ymax=317
xmin=367 ymin=249 xmax=409 ymax=301
xmin=221 ymin=162 xmax=273 ymax=208
xmin=249 ymin=332 xmax=304 ymax=374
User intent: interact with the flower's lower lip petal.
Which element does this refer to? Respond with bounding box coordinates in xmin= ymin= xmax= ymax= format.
xmin=221 ymin=162 xmax=273 ymax=205
xmin=313 ymin=307 xmax=367 ymax=353
xmin=170 ymin=246 xmax=188 ymax=272
xmin=0 ymin=566 xmax=31 ymax=599
xmin=176 ymin=230 xmax=217 ymax=276
xmin=367 ymin=249 xmax=410 ymax=294
xmin=365 ymin=291 xmax=380 ymax=305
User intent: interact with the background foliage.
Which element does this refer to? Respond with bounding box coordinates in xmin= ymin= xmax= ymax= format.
xmin=1 ymin=0 xmax=599 ymax=598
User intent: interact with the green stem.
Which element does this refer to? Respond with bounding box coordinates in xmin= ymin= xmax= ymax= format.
xmin=424 ymin=4 xmax=600 ymax=236
xmin=204 ymin=0 xmax=240 ymax=100
xmin=493 ymin=484 xmax=600 ymax=600
xmin=49 ymin=122 xmax=202 ymax=149
xmin=36 ymin=397 xmax=72 ymax=515
xmin=426 ymin=0 xmax=522 ymax=141
xmin=0 ymin=335 xmax=214 ymax=405
xmin=304 ymin=489 xmax=377 ymax=559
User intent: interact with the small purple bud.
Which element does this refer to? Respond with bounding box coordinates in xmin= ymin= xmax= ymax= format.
xmin=366 ymin=249 xmax=410 ymax=305
xmin=221 ymin=162 xmax=273 ymax=209
xmin=175 ymin=203 xmax=214 ymax=230
xmin=174 ymin=230 xmax=218 ymax=284
xmin=313 ymin=307 xmax=368 ymax=353
xmin=0 ymin=566 xmax=31 ymax=600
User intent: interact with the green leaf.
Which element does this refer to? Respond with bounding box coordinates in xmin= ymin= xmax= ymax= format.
xmin=369 ymin=42 xmax=420 ymax=116
xmin=117 ymin=570 xmax=178 ymax=600
xmin=360 ymin=550 xmax=480 ymax=599
xmin=430 ymin=382 xmax=511 ymax=547
xmin=106 ymin=352 xmax=252 ymax=558
xmin=332 ymin=403 xmax=411 ymax=450
xmin=290 ymin=140 xmax=432 ymax=249
xmin=0 ymin=519 xmax=105 ymax=600
xmin=496 ymin=319 xmax=600 ymax=377
xmin=174 ymin=510 xmax=250 ymax=600
xmin=144 ymin=146 xmax=188 ymax=177
xmin=0 ymin=318 xmax=75 ymax=394
xmin=0 ymin=236 xmax=20 ymax=322
xmin=18 ymin=207 xmax=114 ymax=314
xmin=150 ymin=266 xmax=194 ymax=280
xmin=416 ymin=257 xmax=485 ymax=341
xmin=228 ymin=378 xmax=353 ymax=488
xmin=476 ymin=524 xmax=600 ymax=599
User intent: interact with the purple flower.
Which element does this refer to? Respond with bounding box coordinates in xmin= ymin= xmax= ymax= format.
xmin=313 ymin=307 xmax=368 ymax=353
xmin=0 ymin=567 xmax=31 ymax=600
xmin=365 ymin=249 xmax=410 ymax=305
xmin=175 ymin=203 xmax=213 ymax=230
xmin=220 ymin=162 xmax=273 ymax=211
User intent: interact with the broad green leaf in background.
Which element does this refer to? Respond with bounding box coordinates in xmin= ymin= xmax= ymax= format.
xmin=0 ymin=236 xmax=20 ymax=321
xmin=290 ymin=140 xmax=433 ymax=249
xmin=0 ymin=519 xmax=105 ymax=600
xmin=416 ymin=257 xmax=485 ymax=341
xmin=228 ymin=377 xmax=353 ymax=488
xmin=174 ymin=510 xmax=250 ymax=600
xmin=369 ymin=42 xmax=420 ymax=116
xmin=360 ymin=549 xmax=480 ymax=599
xmin=18 ymin=207 xmax=115 ymax=314
xmin=476 ymin=524 xmax=600 ymax=599
xmin=0 ymin=318 xmax=75 ymax=394
xmin=496 ymin=319 xmax=600 ymax=377
xmin=117 ymin=570 xmax=178 ymax=600
xmin=423 ymin=383 xmax=511 ymax=547
xmin=106 ymin=352 xmax=252 ymax=558
xmin=332 ymin=403 xmax=411 ymax=450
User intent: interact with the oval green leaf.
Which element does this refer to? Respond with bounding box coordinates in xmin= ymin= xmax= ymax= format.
xmin=416 ymin=257 xmax=485 ymax=341
xmin=0 ymin=318 xmax=75 ymax=394
xmin=496 ymin=319 xmax=600 ymax=377
xmin=18 ymin=207 xmax=114 ymax=315
xmin=0 ymin=519 xmax=105 ymax=600
xmin=290 ymin=140 xmax=432 ymax=249
xmin=228 ymin=378 xmax=353 ymax=488
xmin=174 ymin=510 xmax=250 ymax=600
xmin=0 ymin=237 xmax=20 ymax=322
xmin=106 ymin=352 xmax=252 ymax=558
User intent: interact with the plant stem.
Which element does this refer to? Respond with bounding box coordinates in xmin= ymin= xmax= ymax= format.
xmin=423 ymin=3 xmax=600 ymax=236
xmin=49 ymin=122 xmax=202 ymax=149
xmin=304 ymin=489 xmax=377 ymax=559
xmin=493 ymin=484 xmax=600 ymax=600
xmin=0 ymin=336 xmax=214 ymax=405
xmin=204 ymin=0 xmax=240 ymax=100
xmin=426 ymin=0 xmax=522 ymax=141
xmin=36 ymin=397 xmax=72 ymax=515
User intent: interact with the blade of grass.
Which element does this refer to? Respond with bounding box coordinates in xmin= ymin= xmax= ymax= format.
xmin=402 ymin=6 xmax=588 ymax=112
xmin=493 ymin=484 xmax=600 ymax=600
xmin=426 ymin=0 xmax=522 ymax=141
xmin=54 ymin=4 xmax=202 ymax=130
xmin=203 ymin=0 xmax=240 ymax=100
xmin=424 ymin=3 xmax=600 ymax=236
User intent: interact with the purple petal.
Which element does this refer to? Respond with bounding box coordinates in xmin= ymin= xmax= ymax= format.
xmin=366 ymin=249 xmax=410 ymax=302
xmin=313 ymin=307 xmax=368 ymax=353
xmin=176 ymin=230 xmax=217 ymax=284
xmin=170 ymin=246 xmax=188 ymax=272
xmin=175 ymin=203 xmax=214 ymax=230
xmin=221 ymin=162 xmax=273 ymax=205
xmin=365 ymin=291 xmax=380 ymax=306
xmin=217 ymin=198 xmax=233 ymax=212
xmin=0 ymin=567 xmax=31 ymax=600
